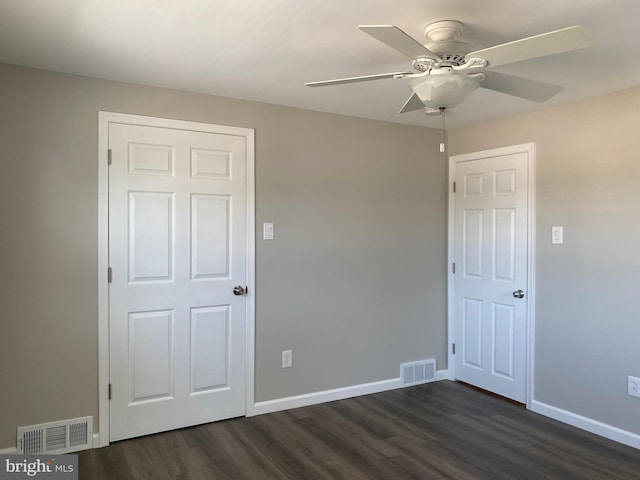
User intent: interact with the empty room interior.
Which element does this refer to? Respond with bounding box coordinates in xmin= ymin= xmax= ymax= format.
xmin=1 ymin=1 xmax=639 ymax=478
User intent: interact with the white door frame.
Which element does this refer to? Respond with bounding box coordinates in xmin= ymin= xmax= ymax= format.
xmin=447 ymin=142 xmax=536 ymax=409
xmin=97 ymin=111 xmax=255 ymax=447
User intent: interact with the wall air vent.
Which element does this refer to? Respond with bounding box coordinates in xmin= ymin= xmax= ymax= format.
xmin=401 ymin=359 xmax=436 ymax=386
xmin=17 ymin=416 xmax=93 ymax=454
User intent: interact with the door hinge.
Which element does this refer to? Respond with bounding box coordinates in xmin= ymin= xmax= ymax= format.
xmin=452 ymin=263 xmax=456 ymax=274
xmin=452 ymin=343 xmax=456 ymax=355
xmin=453 ymin=181 xmax=456 ymax=193
xmin=108 ymin=267 xmax=112 ymax=283
xmin=107 ymin=149 xmax=112 ymax=165
xmin=108 ymin=383 xmax=112 ymax=400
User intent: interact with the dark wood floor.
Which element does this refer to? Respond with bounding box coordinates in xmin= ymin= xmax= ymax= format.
xmin=79 ymin=381 xmax=640 ymax=479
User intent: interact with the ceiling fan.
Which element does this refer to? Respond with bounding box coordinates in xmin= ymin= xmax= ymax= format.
xmin=305 ymin=21 xmax=594 ymax=113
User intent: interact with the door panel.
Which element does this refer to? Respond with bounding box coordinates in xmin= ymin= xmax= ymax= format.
xmin=463 ymin=210 xmax=483 ymax=277
xmin=109 ymin=121 xmax=248 ymax=441
xmin=128 ymin=310 xmax=174 ymax=402
xmin=128 ymin=191 xmax=174 ymax=282
xmin=492 ymin=303 xmax=515 ymax=378
xmin=190 ymin=305 xmax=230 ymax=392
xmin=453 ymin=151 xmax=529 ymax=402
xmin=462 ymin=298 xmax=483 ymax=368
xmin=493 ymin=208 xmax=515 ymax=281
xmin=191 ymin=194 xmax=230 ymax=278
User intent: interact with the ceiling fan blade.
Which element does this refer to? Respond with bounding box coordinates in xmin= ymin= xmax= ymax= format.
xmin=399 ymin=92 xmax=425 ymax=113
xmin=480 ymin=71 xmax=563 ymax=102
xmin=305 ymin=72 xmax=411 ymax=87
xmin=358 ymin=25 xmax=440 ymax=61
xmin=466 ymin=26 xmax=594 ymax=68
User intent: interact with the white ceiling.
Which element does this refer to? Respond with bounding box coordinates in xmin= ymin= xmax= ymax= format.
xmin=2 ymin=0 xmax=640 ymax=128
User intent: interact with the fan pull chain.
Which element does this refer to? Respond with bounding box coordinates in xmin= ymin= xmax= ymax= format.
xmin=439 ymin=107 xmax=446 ymax=153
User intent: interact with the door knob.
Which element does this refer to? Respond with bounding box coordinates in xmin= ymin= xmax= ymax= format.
xmin=233 ymin=285 xmax=246 ymax=296
xmin=512 ymin=289 xmax=525 ymax=299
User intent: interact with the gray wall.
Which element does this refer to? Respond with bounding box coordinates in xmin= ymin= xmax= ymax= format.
xmin=0 ymin=63 xmax=448 ymax=447
xmin=449 ymin=87 xmax=640 ymax=436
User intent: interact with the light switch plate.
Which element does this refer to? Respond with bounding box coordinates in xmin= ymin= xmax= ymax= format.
xmin=263 ymin=222 xmax=274 ymax=240
xmin=282 ymin=350 xmax=292 ymax=368
xmin=551 ymin=226 xmax=563 ymax=244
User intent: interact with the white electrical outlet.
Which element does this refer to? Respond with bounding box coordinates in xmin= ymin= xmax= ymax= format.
xmin=282 ymin=350 xmax=292 ymax=368
xmin=628 ymin=375 xmax=640 ymax=398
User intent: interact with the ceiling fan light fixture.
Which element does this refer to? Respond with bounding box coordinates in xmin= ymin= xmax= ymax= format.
xmin=306 ymin=22 xmax=594 ymax=114
xmin=409 ymin=71 xmax=482 ymax=109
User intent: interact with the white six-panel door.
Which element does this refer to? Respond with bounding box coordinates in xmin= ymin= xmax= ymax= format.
xmin=108 ymin=120 xmax=250 ymax=441
xmin=452 ymin=148 xmax=531 ymax=403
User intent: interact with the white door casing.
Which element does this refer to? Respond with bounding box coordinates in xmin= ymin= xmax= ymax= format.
xmin=448 ymin=144 xmax=535 ymax=405
xmin=98 ymin=113 xmax=255 ymax=445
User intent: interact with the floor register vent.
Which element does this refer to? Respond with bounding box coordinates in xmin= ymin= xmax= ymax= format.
xmin=17 ymin=416 xmax=93 ymax=454
xmin=401 ymin=359 xmax=436 ymax=386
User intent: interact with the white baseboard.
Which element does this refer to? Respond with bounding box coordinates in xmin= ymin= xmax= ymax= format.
xmin=252 ymin=370 xmax=449 ymax=416
xmin=2 ymin=433 xmax=103 ymax=453
xmin=0 ymin=434 xmax=103 ymax=454
xmin=2 ymin=371 xmax=452 ymax=451
xmin=11 ymin=378 xmax=637 ymax=453
xmin=531 ymin=400 xmax=640 ymax=450
xmin=435 ymin=369 xmax=449 ymax=381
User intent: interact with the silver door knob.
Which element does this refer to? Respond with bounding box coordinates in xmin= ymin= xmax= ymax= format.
xmin=233 ymin=285 xmax=246 ymax=296
xmin=512 ymin=289 xmax=525 ymax=299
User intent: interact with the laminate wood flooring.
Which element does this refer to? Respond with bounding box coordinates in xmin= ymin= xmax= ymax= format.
xmin=79 ymin=381 xmax=640 ymax=479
